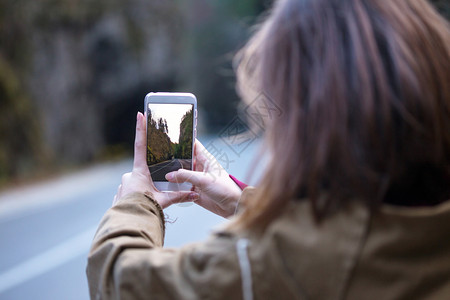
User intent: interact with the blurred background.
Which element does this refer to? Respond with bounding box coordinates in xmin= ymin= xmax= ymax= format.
xmin=0 ymin=0 xmax=448 ymax=299
xmin=0 ymin=0 xmax=271 ymax=186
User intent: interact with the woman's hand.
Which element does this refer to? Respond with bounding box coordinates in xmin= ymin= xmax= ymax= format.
xmin=114 ymin=112 xmax=242 ymax=218
xmin=113 ymin=112 xmax=197 ymax=207
xmin=165 ymin=140 xmax=242 ymax=218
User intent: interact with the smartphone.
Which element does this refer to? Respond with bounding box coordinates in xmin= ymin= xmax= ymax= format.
xmin=145 ymin=92 xmax=197 ymax=191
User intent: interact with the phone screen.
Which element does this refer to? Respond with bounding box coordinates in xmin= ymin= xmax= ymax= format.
xmin=146 ymin=103 xmax=194 ymax=181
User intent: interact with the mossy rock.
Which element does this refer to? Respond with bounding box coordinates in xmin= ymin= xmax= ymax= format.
xmin=0 ymin=55 xmax=47 ymax=184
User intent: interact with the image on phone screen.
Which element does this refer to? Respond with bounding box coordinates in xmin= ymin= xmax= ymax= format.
xmin=146 ymin=103 xmax=194 ymax=181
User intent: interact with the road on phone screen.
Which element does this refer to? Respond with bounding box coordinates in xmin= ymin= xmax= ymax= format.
xmin=150 ymin=159 xmax=192 ymax=181
xmin=0 ymin=136 xmax=264 ymax=300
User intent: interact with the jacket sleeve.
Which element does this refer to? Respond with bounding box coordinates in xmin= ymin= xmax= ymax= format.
xmin=86 ymin=192 xmax=244 ymax=300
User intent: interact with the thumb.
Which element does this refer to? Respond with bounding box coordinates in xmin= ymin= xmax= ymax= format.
xmin=157 ymin=191 xmax=199 ymax=209
xmin=165 ymin=169 xmax=210 ymax=188
xmin=133 ymin=112 xmax=149 ymax=174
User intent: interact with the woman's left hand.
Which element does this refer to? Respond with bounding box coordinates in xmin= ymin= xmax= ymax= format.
xmin=113 ymin=112 xmax=199 ymax=208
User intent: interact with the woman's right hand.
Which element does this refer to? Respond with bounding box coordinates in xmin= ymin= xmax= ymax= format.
xmin=165 ymin=139 xmax=243 ymax=218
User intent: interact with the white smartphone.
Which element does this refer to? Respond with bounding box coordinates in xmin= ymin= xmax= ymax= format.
xmin=145 ymin=92 xmax=197 ymax=191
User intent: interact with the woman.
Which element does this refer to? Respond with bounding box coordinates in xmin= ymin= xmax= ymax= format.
xmin=87 ymin=0 xmax=450 ymax=299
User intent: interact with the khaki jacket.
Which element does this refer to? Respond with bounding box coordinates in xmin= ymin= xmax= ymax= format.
xmin=87 ymin=188 xmax=450 ymax=299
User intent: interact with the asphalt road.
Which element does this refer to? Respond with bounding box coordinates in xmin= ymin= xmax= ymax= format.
xmin=0 ymin=136 xmax=263 ymax=300
xmin=149 ymin=158 xmax=192 ymax=181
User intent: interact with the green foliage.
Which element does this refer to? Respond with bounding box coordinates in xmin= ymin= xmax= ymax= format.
xmin=175 ymin=109 xmax=193 ymax=159
xmin=147 ymin=117 xmax=174 ymax=165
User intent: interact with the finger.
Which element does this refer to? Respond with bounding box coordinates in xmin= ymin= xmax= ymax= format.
xmin=194 ymin=139 xmax=212 ymax=171
xmin=157 ymin=191 xmax=199 ymax=209
xmin=165 ymin=169 xmax=210 ymax=188
xmin=133 ymin=112 xmax=148 ymax=173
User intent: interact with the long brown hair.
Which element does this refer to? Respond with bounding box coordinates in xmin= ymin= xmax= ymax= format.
xmin=233 ymin=0 xmax=450 ymax=230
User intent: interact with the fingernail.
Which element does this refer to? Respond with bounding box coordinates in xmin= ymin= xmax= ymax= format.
xmin=188 ymin=192 xmax=199 ymax=201
xmin=165 ymin=172 xmax=174 ymax=180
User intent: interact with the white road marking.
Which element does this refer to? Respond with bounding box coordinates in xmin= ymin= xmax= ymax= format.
xmin=0 ymin=226 xmax=97 ymax=294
